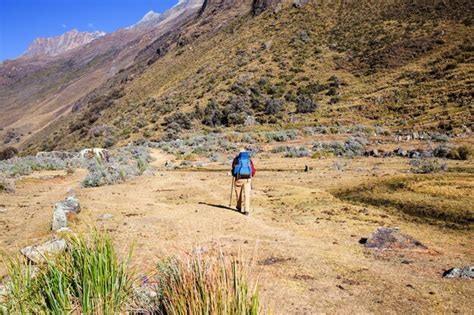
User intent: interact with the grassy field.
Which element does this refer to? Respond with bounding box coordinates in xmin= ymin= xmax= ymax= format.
xmin=334 ymin=172 xmax=474 ymax=229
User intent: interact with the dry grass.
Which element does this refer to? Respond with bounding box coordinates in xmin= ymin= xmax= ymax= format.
xmin=334 ymin=172 xmax=474 ymax=229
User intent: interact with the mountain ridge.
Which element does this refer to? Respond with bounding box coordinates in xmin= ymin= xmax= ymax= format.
xmin=23 ymin=29 xmax=106 ymax=58
xmin=0 ymin=0 xmax=472 ymax=153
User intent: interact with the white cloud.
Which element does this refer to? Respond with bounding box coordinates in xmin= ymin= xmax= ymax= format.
xmin=61 ymin=23 xmax=67 ymax=28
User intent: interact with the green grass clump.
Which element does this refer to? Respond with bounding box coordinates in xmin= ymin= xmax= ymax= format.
xmin=1 ymin=230 xmax=133 ymax=314
xmin=153 ymin=254 xmax=261 ymax=315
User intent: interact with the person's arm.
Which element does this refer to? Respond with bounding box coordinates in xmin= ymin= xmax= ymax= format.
xmin=231 ymin=158 xmax=237 ymax=175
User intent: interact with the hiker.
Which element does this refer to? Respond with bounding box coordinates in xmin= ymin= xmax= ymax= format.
xmin=231 ymin=149 xmax=256 ymax=215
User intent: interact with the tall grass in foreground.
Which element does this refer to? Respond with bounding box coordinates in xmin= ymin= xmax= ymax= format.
xmin=1 ymin=230 xmax=133 ymax=314
xmin=151 ymin=254 xmax=260 ymax=315
xmin=2 ymin=231 xmax=263 ymax=314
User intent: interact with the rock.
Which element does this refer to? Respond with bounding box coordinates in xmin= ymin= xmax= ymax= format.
xmin=142 ymin=169 xmax=155 ymax=177
xmin=443 ymin=266 xmax=474 ymax=279
xmin=0 ymin=207 xmax=7 ymax=213
xmin=394 ymin=148 xmax=407 ymax=157
xmin=263 ymin=40 xmax=273 ymax=50
xmin=20 ymin=238 xmax=67 ymax=264
xmin=363 ymin=227 xmax=427 ymax=251
xmin=52 ymin=196 xmax=81 ymax=231
xmin=97 ymin=213 xmax=113 ymax=221
xmin=293 ymin=0 xmax=310 ymax=8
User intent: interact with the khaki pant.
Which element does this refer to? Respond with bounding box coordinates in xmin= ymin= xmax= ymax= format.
xmin=234 ymin=178 xmax=251 ymax=212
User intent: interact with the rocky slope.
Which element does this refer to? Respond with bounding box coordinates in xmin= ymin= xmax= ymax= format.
xmin=23 ymin=29 xmax=106 ymax=58
xmin=0 ymin=0 xmax=204 ymax=150
xmin=1 ymin=0 xmax=473 ymax=153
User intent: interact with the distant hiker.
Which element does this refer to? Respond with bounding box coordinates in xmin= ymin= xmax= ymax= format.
xmin=230 ymin=149 xmax=256 ymax=215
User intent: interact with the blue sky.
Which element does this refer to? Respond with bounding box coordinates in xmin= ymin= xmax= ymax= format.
xmin=0 ymin=0 xmax=179 ymax=61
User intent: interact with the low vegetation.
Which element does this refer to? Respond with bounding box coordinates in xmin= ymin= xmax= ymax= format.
xmin=1 ymin=231 xmax=263 ymax=314
xmin=334 ymin=173 xmax=474 ymax=229
xmin=1 ymin=231 xmax=133 ymax=314
xmin=82 ymin=146 xmax=153 ymax=188
xmin=0 ymin=175 xmax=15 ymax=193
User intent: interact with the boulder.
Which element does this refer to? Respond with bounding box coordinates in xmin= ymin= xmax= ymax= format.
xmin=443 ymin=266 xmax=474 ymax=279
xmin=362 ymin=227 xmax=427 ymax=251
xmin=394 ymin=148 xmax=408 ymax=157
xmin=20 ymin=238 xmax=67 ymax=264
xmin=52 ymin=196 xmax=81 ymax=231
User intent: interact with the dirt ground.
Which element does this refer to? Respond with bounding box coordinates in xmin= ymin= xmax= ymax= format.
xmin=1 ymin=149 xmax=473 ymax=314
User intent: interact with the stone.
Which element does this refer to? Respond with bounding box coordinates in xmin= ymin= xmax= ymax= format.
xmin=142 ymin=169 xmax=155 ymax=177
xmin=52 ymin=196 xmax=81 ymax=231
xmin=363 ymin=227 xmax=427 ymax=251
xmin=293 ymin=0 xmax=310 ymax=8
xmin=443 ymin=266 xmax=474 ymax=279
xmin=20 ymin=238 xmax=67 ymax=264
xmin=263 ymin=40 xmax=273 ymax=50
xmin=97 ymin=213 xmax=114 ymax=221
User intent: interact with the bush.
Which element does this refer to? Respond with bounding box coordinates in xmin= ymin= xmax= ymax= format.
xmin=0 ymin=176 xmax=15 ymax=193
xmin=433 ymin=144 xmax=450 ymax=158
xmin=82 ymin=146 xmax=152 ymax=188
xmin=263 ymin=130 xmax=298 ymax=142
xmin=410 ymin=159 xmax=448 ymax=174
xmin=264 ymin=98 xmax=283 ymax=115
xmin=284 ymin=146 xmax=310 ymax=158
xmin=447 ymin=145 xmax=472 ymax=160
xmin=202 ymin=99 xmax=223 ymax=127
xmin=0 ymin=147 xmax=18 ymax=160
xmin=296 ymin=95 xmax=318 ymax=113
xmin=164 ymin=112 xmax=192 ymax=131
xmin=313 ymin=137 xmax=368 ymax=158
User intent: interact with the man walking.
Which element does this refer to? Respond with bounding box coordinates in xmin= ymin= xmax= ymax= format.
xmin=231 ymin=149 xmax=256 ymax=215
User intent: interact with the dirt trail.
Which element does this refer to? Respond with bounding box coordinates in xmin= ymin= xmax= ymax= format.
xmin=1 ymin=150 xmax=473 ymax=313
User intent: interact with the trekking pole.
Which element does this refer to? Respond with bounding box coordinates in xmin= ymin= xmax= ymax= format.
xmin=229 ymin=176 xmax=235 ymax=207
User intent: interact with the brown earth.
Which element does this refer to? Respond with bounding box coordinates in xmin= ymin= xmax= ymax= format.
xmin=0 ymin=150 xmax=473 ymax=313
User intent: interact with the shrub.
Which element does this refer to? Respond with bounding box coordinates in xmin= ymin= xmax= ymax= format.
xmin=0 ymin=147 xmax=18 ymax=161
xmin=447 ymin=145 xmax=472 ymax=160
xmin=433 ymin=144 xmax=450 ymax=158
xmin=263 ymin=130 xmax=298 ymax=142
xmin=0 ymin=176 xmax=15 ymax=193
xmin=410 ymin=159 xmax=448 ymax=174
xmin=431 ymin=133 xmax=449 ymax=142
xmin=284 ymin=146 xmax=310 ymax=158
xmin=82 ymin=146 xmax=152 ymax=188
xmin=164 ymin=112 xmax=192 ymax=131
xmin=202 ymin=99 xmax=223 ymax=127
xmin=264 ymin=98 xmax=283 ymax=115
xmin=296 ymin=95 xmax=318 ymax=113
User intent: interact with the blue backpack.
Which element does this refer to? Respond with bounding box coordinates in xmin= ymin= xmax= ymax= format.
xmin=232 ymin=152 xmax=252 ymax=178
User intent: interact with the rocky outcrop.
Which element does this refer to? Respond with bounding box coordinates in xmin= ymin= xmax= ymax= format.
xmin=24 ymin=29 xmax=105 ymax=58
xmin=20 ymin=238 xmax=67 ymax=264
xmin=52 ymin=196 xmax=81 ymax=231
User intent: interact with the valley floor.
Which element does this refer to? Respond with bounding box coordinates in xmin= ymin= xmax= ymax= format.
xmin=1 ymin=150 xmax=473 ymax=313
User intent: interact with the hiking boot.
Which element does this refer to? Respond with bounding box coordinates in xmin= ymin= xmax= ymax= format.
xmin=242 ymin=211 xmax=249 ymax=216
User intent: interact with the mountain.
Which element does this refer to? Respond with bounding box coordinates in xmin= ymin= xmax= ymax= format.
xmin=0 ymin=0 xmax=472 ymax=153
xmin=0 ymin=0 xmax=204 ymax=150
xmin=23 ymin=29 xmax=106 ymax=58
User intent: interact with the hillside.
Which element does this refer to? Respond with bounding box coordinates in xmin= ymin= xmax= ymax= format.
xmin=0 ymin=0 xmax=203 ymax=151
xmin=8 ymin=0 xmax=471 ymax=153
